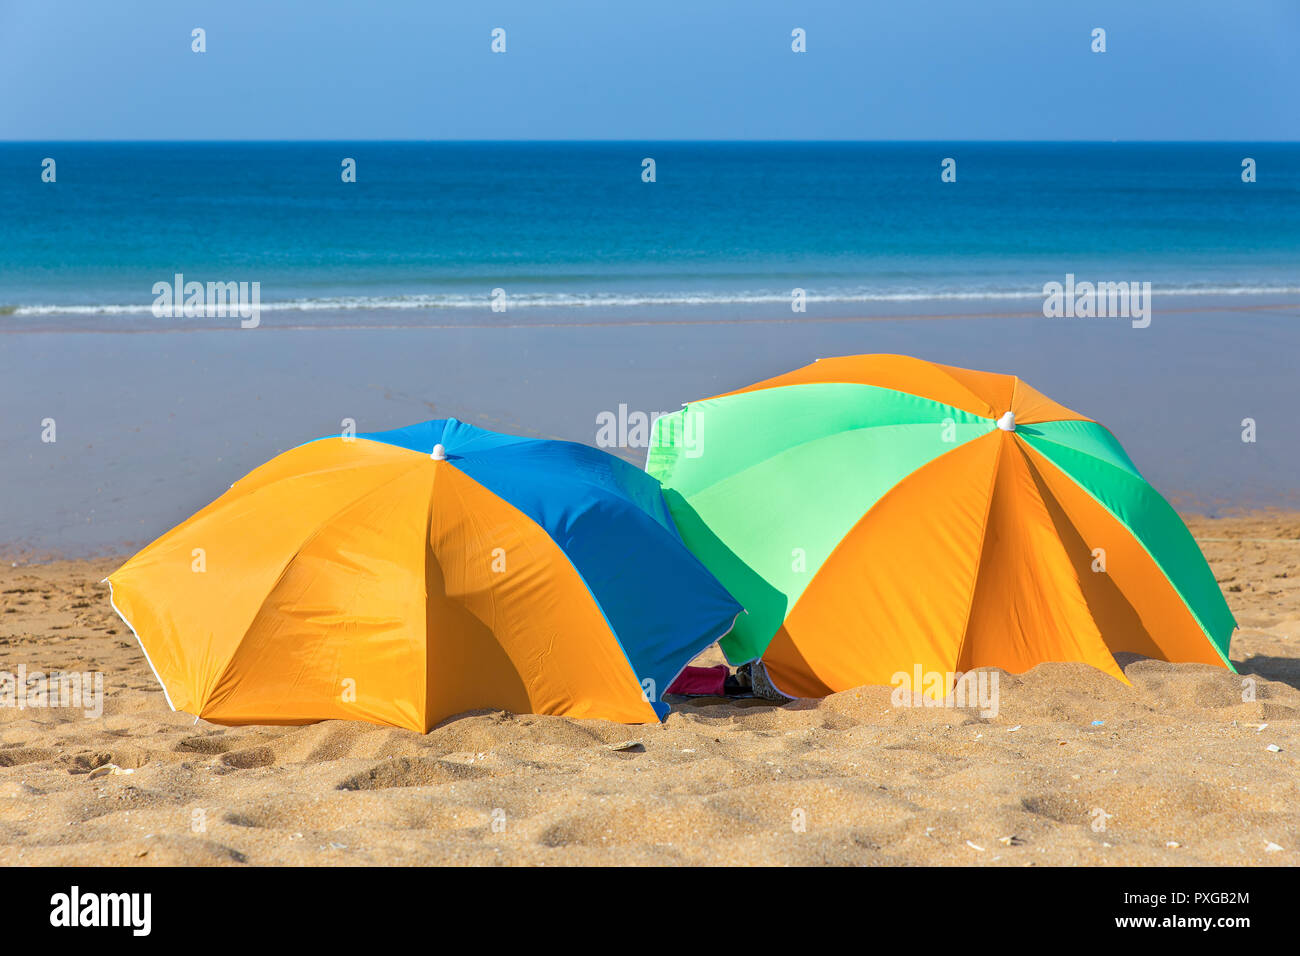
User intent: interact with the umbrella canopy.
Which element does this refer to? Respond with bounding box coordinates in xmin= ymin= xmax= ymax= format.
xmin=108 ymin=418 xmax=741 ymax=731
xmin=647 ymin=354 xmax=1236 ymax=698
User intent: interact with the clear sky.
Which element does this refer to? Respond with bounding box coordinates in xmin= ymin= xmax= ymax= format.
xmin=2 ymin=0 xmax=1297 ymax=140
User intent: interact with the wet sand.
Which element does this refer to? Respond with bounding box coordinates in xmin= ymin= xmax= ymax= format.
xmin=4 ymin=297 xmax=1300 ymax=557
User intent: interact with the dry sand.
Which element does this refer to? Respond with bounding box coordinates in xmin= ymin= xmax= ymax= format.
xmin=1 ymin=512 xmax=1297 ymax=866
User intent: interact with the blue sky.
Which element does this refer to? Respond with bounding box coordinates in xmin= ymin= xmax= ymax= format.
xmin=1 ymin=0 xmax=1296 ymax=140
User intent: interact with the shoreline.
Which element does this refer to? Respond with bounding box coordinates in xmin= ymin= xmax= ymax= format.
xmin=3 ymin=292 xmax=1297 ymax=334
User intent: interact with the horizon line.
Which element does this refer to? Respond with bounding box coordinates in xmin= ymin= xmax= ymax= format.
xmin=3 ymin=138 xmax=1299 ymax=145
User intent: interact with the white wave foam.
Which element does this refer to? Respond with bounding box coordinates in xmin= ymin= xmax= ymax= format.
xmin=9 ymin=284 xmax=1300 ymax=316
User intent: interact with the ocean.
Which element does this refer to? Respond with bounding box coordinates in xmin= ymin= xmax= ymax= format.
xmin=2 ymin=142 xmax=1298 ymax=318
xmin=2 ymin=142 xmax=1298 ymax=555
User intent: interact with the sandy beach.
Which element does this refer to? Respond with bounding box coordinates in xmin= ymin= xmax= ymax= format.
xmin=1 ymin=511 xmax=1295 ymax=867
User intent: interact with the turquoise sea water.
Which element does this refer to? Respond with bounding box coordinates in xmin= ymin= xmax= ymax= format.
xmin=2 ymin=142 xmax=1298 ymax=318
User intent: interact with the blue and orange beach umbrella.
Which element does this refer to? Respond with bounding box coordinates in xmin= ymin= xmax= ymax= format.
xmin=107 ymin=419 xmax=742 ymax=731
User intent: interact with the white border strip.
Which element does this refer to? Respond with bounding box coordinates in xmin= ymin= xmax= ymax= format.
xmin=103 ymin=577 xmax=178 ymax=713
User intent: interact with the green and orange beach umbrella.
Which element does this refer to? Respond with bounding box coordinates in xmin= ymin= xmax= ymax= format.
xmin=647 ymin=354 xmax=1236 ymax=699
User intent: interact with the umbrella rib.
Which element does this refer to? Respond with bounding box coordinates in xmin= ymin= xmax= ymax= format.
xmin=916 ymin=362 xmax=1002 ymax=420
xmin=420 ymin=461 xmax=440 ymax=732
xmin=949 ymin=434 xmax=1007 ymax=677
